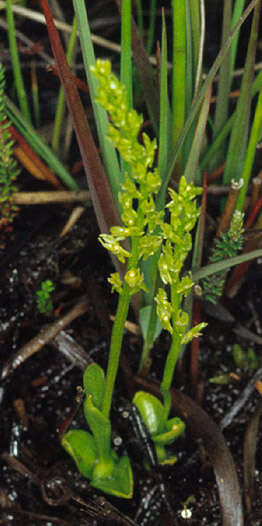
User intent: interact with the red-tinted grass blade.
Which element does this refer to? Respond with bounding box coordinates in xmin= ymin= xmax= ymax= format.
xmin=41 ymin=0 xmax=121 ymax=235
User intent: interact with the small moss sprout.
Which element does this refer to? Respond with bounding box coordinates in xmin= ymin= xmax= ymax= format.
xmin=36 ymin=279 xmax=55 ymax=315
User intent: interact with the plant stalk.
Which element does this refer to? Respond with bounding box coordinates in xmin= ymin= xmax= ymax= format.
xmin=160 ymin=284 xmax=181 ymax=419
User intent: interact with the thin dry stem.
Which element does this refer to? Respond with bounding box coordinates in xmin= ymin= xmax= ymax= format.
xmin=12 ymin=190 xmax=89 ymax=205
xmin=216 ymin=179 xmax=243 ymax=237
xmin=1 ymin=297 xmax=89 ymax=379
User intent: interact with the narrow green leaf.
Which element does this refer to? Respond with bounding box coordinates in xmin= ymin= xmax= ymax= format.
xmin=73 ymin=0 xmax=122 ymax=207
xmin=211 ymin=0 xmax=232 ymax=167
xmin=83 ymin=363 xmax=105 ymax=410
xmin=139 ymin=305 xmax=162 ymax=342
xmin=134 ymin=0 xmax=143 ymax=40
xmin=120 ymin=0 xmax=132 ymax=108
xmin=171 ymin=0 xmax=186 ymax=171
xmin=120 ymin=0 xmax=132 ymax=176
xmin=189 ymin=0 xmax=201 ymax=83
xmin=193 ymin=248 xmax=262 ymax=282
xmin=200 ymin=69 xmax=262 ymax=172
xmin=114 ymin=0 xmax=159 ymax=130
xmin=236 ymin=88 xmax=262 ymax=210
xmin=182 ymin=0 xmax=195 ymax=165
xmin=5 ymin=96 xmax=79 ymax=191
xmin=84 ymin=395 xmax=112 ymax=461
xmin=184 ymin=86 xmax=211 ymax=184
xmin=5 ymin=0 xmax=31 ymax=123
xmin=157 ymin=0 xmax=261 ymax=207
xmin=146 ymin=0 xmax=157 ymax=55
xmin=158 ymin=10 xmax=170 ymax=179
xmin=223 ymin=0 xmax=262 ymax=185
xmin=230 ymin=0 xmax=246 ymax=76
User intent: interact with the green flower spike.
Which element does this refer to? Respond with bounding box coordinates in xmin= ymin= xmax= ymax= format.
xmin=90 ymin=60 xmax=166 ymax=423
xmin=155 ymin=176 xmax=207 ymax=419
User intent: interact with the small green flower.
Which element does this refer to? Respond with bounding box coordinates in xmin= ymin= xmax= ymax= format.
xmin=138 ymin=234 xmax=162 ymax=260
xmin=99 ymin=233 xmax=130 ymax=263
xmin=155 ymin=288 xmax=173 ymax=334
xmin=108 ymin=273 xmax=123 ymax=294
xmin=177 ymin=274 xmax=193 ymax=295
xmin=125 ymin=268 xmax=148 ymax=294
xmin=92 ymin=60 xmax=164 ymax=297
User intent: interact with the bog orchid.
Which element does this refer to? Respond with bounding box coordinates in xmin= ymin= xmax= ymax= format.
xmin=62 ymin=59 xmax=206 ymax=495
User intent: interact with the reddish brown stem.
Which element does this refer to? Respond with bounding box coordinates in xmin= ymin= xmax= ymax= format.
xmin=10 ymin=125 xmax=61 ymax=187
xmin=41 ymin=0 xmax=121 ymax=236
xmin=190 ymin=299 xmax=203 ymax=395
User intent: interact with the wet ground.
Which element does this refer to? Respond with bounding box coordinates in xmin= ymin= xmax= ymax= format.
xmin=0 ymin=203 xmax=262 ymax=525
xmin=1 ymin=1 xmax=262 ymax=524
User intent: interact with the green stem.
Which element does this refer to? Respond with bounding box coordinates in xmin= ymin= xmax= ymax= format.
xmin=102 ymin=282 xmax=132 ymax=419
xmin=160 ymin=284 xmax=182 ymax=419
xmin=102 ymin=219 xmax=142 ymax=418
xmin=161 ymin=334 xmax=181 ymax=419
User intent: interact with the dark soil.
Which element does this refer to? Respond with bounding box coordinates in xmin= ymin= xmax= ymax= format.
xmin=1 ymin=203 xmax=262 ymax=525
xmin=1 ymin=1 xmax=262 ymax=525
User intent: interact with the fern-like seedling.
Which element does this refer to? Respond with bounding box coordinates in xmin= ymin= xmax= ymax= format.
xmin=0 ymin=63 xmax=20 ymax=231
xmin=202 ymin=210 xmax=244 ymax=303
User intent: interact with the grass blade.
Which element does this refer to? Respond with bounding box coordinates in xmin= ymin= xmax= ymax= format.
xmin=114 ymin=0 xmax=159 ymax=131
xmin=120 ymin=0 xmax=132 ymax=107
xmin=157 ymin=0 xmax=261 ymax=207
xmin=230 ymin=0 xmax=246 ymax=76
xmin=223 ymin=0 xmax=262 ymax=185
xmin=200 ymin=69 xmax=262 ymax=172
xmin=73 ymin=0 xmax=122 ymax=207
xmin=41 ymin=0 xmax=121 ymax=235
xmin=6 ymin=96 xmax=79 ymax=191
xmin=158 ymin=10 xmax=170 ymax=179
xmin=5 ymin=0 xmax=31 ymax=123
xmin=120 ymin=0 xmax=132 ymax=176
xmin=236 ymin=88 xmax=262 ymax=210
xmin=146 ymin=0 xmax=157 ymax=55
xmin=184 ymin=86 xmax=211 ymax=184
xmin=193 ymin=248 xmax=262 ymax=281
xmin=171 ymin=0 xmax=186 ymax=172
xmin=211 ymin=0 xmax=232 ymax=167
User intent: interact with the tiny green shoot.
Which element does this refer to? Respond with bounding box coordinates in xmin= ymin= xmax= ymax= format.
xmin=36 ymin=279 xmax=55 ymax=315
